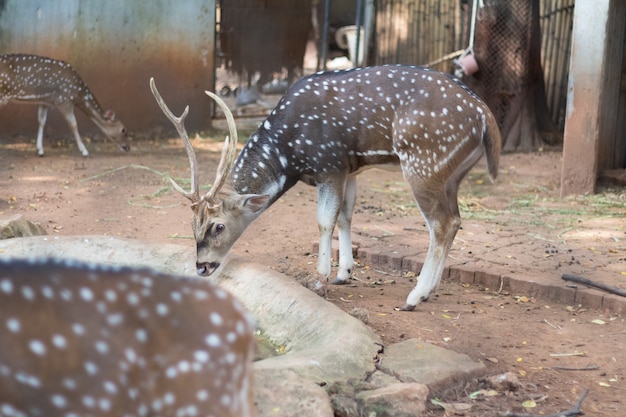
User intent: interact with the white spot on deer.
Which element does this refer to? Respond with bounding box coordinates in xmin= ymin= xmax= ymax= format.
xmin=156 ymin=303 xmax=169 ymax=316
xmin=21 ymin=285 xmax=35 ymax=300
xmin=95 ymin=340 xmax=109 ymax=354
xmin=1 ymin=279 xmax=14 ymax=294
xmin=6 ymin=317 xmax=20 ymax=332
xmin=51 ymin=394 xmax=67 ymax=408
xmin=85 ymin=361 xmax=99 ymax=375
xmin=29 ymin=340 xmax=46 ymax=356
xmin=205 ymin=333 xmax=221 ymax=347
xmin=52 ymin=334 xmax=67 ymax=349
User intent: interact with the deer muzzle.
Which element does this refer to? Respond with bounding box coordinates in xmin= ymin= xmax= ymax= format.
xmin=197 ymin=261 xmax=220 ymax=276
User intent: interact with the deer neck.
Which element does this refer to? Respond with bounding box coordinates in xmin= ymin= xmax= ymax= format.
xmin=75 ymin=90 xmax=109 ymax=130
xmin=230 ymin=129 xmax=298 ymax=203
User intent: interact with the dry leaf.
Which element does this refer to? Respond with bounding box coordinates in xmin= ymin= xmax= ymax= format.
xmin=591 ymin=319 xmax=606 ymax=325
xmin=522 ymin=399 xmax=537 ymax=408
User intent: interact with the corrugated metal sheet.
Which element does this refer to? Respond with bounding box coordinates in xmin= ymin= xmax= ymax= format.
xmin=0 ymin=0 xmax=215 ymax=135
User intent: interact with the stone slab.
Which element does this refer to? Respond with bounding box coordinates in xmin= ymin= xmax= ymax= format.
xmin=377 ymin=338 xmax=487 ymax=395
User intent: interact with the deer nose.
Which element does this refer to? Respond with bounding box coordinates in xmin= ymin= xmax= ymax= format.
xmin=196 ymin=262 xmax=219 ymax=276
xmin=120 ymin=144 xmax=131 ymax=152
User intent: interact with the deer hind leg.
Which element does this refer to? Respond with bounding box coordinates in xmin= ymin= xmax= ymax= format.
xmin=399 ymin=183 xmax=462 ymax=311
xmin=333 ymin=175 xmax=357 ymax=284
xmin=316 ymin=178 xmax=346 ymax=281
xmin=36 ymin=105 xmax=48 ymax=156
xmin=400 ymin=146 xmax=486 ymax=311
xmin=58 ymin=103 xmax=89 ymax=157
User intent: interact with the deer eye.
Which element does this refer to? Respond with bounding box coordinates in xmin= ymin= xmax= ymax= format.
xmin=215 ymin=224 xmax=225 ymax=234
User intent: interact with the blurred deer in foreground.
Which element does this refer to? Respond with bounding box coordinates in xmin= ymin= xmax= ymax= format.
xmin=0 ymin=258 xmax=257 ymax=417
xmin=0 ymin=53 xmax=130 ymax=156
xmin=151 ymin=64 xmax=501 ymax=311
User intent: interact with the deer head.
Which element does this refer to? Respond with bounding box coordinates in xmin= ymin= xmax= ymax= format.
xmin=150 ymin=78 xmax=269 ymax=276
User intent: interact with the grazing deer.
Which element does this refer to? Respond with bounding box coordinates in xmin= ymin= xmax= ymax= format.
xmin=151 ymin=64 xmax=501 ymax=311
xmin=0 ymin=53 xmax=129 ymax=156
xmin=0 ymin=258 xmax=257 ymax=417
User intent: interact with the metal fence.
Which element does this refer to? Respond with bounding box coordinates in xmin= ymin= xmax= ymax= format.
xmin=373 ymin=0 xmax=574 ymax=129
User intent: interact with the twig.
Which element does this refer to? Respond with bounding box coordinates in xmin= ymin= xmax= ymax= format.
xmin=504 ymin=389 xmax=588 ymax=417
xmin=553 ymin=365 xmax=599 ymax=371
xmin=81 ymin=163 xmax=172 ymax=182
xmin=543 ymin=319 xmax=561 ymax=329
xmin=550 ymin=352 xmax=586 ymax=357
xmin=562 ymin=274 xmax=626 ymax=297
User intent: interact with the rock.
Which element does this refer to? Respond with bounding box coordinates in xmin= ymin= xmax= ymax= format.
xmin=325 ymin=379 xmax=376 ymax=417
xmin=349 ymin=307 xmax=370 ymax=324
xmin=377 ymin=339 xmax=487 ymax=395
xmin=254 ymin=369 xmax=334 ymax=417
xmin=366 ymin=371 xmax=400 ymax=389
xmin=485 ymin=372 xmax=523 ymax=392
xmin=356 ymin=382 xmax=429 ymax=417
xmin=0 ymin=214 xmax=47 ymax=240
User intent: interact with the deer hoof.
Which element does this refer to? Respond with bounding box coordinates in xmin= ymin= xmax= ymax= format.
xmin=396 ymin=303 xmax=416 ymax=312
xmin=331 ymin=277 xmax=349 ymax=285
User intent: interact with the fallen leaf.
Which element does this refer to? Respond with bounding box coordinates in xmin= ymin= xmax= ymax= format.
xmin=591 ymin=319 xmax=606 ymax=325
xmin=598 ymin=382 xmax=611 ymax=387
xmin=522 ymin=399 xmax=537 ymax=408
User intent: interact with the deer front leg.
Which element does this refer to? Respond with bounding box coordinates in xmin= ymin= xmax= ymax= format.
xmin=36 ymin=105 xmax=48 ymax=156
xmin=316 ymin=180 xmax=344 ymax=281
xmin=333 ymin=175 xmax=357 ymax=284
xmin=58 ymin=104 xmax=89 ymax=157
xmin=399 ymin=189 xmax=461 ymax=311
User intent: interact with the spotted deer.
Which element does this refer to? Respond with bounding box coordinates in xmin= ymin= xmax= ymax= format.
xmin=0 ymin=258 xmax=257 ymax=417
xmin=0 ymin=53 xmax=130 ymax=156
xmin=151 ymin=64 xmax=501 ymax=311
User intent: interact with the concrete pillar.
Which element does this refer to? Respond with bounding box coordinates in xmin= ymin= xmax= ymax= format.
xmin=560 ymin=0 xmax=625 ymax=196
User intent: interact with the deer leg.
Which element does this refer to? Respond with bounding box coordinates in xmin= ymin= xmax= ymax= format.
xmin=316 ymin=179 xmax=345 ymax=281
xmin=58 ymin=104 xmax=89 ymax=157
xmin=36 ymin=105 xmax=48 ymax=156
xmin=333 ymin=175 xmax=357 ymax=284
xmin=399 ymin=186 xmax=461 ymax=311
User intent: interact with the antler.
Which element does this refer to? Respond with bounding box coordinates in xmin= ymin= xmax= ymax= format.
xmin=149 ymin=77 xmax=199 ymax=204
xmin=202 ymin=91 xmax=238 ymax=207
xmin=149 ymin=78 xmax=238 ymax=209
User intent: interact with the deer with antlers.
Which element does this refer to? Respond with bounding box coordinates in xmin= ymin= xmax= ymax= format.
xmin=151 ymin=64 xmax=501 ymax=311
xmin=0 ymin=53 xmax=129 ymax=156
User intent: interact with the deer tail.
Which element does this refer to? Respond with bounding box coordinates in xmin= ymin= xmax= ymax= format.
xmin=483 ymin=111 xmax=502 ymax=182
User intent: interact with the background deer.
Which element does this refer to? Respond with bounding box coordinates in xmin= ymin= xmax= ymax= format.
xmin=0 ymin=258 xmax=257 ymax=417
xmin=0 ymin=53 xmax=129 ymax=156
xmin=152 ymin=64 xmax=501 ymax=311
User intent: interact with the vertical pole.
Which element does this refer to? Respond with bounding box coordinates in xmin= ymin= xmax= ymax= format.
xmin=320 ymin=0 xmax=332 ymax=70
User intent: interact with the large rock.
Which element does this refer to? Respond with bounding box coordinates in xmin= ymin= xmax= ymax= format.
xmin=0 ymin=214 xmax=47 ymax=240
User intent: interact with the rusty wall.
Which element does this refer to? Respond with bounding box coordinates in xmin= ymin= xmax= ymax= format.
xmin=0 ymin=1 xmax=215 ymax=138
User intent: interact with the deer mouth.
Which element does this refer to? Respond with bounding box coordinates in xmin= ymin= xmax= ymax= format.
xmin=196 ymin=261 xmax=219 ymax=276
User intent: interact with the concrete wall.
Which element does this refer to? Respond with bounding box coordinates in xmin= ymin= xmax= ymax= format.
xmin=560 ymin=0 xmax=626 ymax=195
xmin=0 ymin=1 xmax=215 ymax=138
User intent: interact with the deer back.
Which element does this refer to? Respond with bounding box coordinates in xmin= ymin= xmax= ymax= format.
xmin=0 ymin=258 xmax=257 ymax=417
xmin=230 ymin=65 xmax=500 ymax=197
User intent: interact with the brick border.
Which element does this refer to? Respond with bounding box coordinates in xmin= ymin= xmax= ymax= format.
xmin=354 ymin=246 xmax=626 ymax=315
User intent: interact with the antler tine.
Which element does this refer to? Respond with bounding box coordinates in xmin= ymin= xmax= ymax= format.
xmin=149 ymin=77 xmax=199 ymax=203
xmin=202 ymin=91 xmax=238 ymax=206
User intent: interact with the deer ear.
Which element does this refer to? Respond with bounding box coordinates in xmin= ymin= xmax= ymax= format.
xmin=242 ymin=195 xmax=270 ymax=213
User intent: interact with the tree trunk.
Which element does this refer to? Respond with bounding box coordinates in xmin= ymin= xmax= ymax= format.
xmin=463 ymin=0 xmax=559 ymax=152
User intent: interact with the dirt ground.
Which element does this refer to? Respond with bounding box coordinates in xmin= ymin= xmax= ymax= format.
xmin=1 ymin=129 xmax=625 ymax=416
